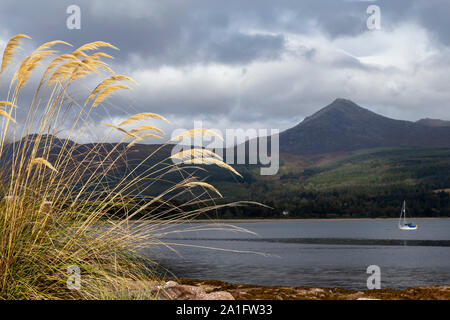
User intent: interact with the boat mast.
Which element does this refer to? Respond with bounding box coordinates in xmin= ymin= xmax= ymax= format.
xmin=399 ymin=200 xmax=406 ymax=226
xmin=402 ymin=200 xmax=406 ymax=225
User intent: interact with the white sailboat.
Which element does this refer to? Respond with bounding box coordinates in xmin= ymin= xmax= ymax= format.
xmin=398 ymin=200 xmax=418 ymax=230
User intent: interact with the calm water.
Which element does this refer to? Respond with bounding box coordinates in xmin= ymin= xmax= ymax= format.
xmin=140 ymin=219 xmax=450 ymax=289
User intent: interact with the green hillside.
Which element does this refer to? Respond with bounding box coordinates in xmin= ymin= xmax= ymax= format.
xmin=207 ymin=147 xmax=450 ymax=218
xmin=302 ymin=148 xmax=450 ymax=191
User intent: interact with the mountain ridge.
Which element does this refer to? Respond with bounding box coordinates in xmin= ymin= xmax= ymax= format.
xmin=279 ymin=98 xmax=450 ymax=155
xmin=5 ymin=99 xmax=450 ymax=159
xmin=416 ymin=118 xmax=450 ymax=127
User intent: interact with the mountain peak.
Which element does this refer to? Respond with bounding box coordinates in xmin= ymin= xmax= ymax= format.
xmin=279 ymin=99 xmax=450 ymax=155
xmin=301 ymin=98 xmax=376 ymax=125
xmin=331 ymin=98 xmax=358 ymax=105
xmin=325 ymin=98 xmax=366 ymax=112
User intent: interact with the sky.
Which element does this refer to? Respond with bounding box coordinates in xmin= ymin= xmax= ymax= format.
xmin=0 ymin=0 xmax=449 ymax=143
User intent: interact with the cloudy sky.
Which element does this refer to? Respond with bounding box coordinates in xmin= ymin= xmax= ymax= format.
xmin=0 ymin=0 xmax=449 ymax=143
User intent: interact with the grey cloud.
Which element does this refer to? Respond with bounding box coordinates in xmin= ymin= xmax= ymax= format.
xmin=207 ymin=33 xmax=285 ymax=64
xmin=0 ymin=0 xmax=286 ymax=67
xmin=1 ymin=0 xmax=450 ymax=143
xmin=414 ymin=0 xmax=450 ymax=45
xmin=2 ymin=0 xmax=448 ymax=66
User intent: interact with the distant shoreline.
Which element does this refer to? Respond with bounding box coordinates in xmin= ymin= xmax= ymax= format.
xmin=141 ymin=217 xmax=450 ymax=223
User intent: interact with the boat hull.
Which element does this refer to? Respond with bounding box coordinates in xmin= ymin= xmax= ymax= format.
xmin=399 ymin=225 xmax=418 ymax=230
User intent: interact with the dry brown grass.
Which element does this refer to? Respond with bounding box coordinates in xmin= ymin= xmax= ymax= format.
xmin=0 ymin=34 xmax=31 ymax=75
xmin=0 ymin=34 xmax=243 ymax=300
xmin=119 ymin=112 xmax=170 ymax=126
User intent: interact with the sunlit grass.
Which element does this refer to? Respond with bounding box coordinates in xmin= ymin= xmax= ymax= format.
xmin=0 ymin=34 xmax=244 ymax=299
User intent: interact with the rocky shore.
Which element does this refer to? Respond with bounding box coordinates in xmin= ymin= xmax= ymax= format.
xmin=155 ymin=279 xmax=450 ymax=300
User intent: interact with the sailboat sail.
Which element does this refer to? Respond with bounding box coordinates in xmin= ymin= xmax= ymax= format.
xmin=398 ymin=200 xmax=418 ymax=230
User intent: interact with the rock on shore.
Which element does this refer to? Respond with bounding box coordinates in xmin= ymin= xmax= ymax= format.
xmin=154 ymin=281 xmax=234 ymax=300
xmin=158 ymin=279 xmax=450 ymax=300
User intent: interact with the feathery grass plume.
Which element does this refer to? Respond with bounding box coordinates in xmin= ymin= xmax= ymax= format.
xmin=184 ymin=181 xmax=223 ymax=197
xmin=70 ymin=62 xmax=103 ymax=82
xmin=0 ymin=101 xmax=18 ymax=108
xmin=34 ymin=40 xmax=72 ymax=53
xmin=127 ymin=134 xmax=163 ymax=148
xmin=47 ymin=59 xmax=88 ymax=85
xmin=41 ymin=54 xmax=77 ymax=82
xmin=80 ymin=54 xmax=114 ymax=74
xmin=18 ymin=40 xmax=72 ymax=86
xmin=182 ymin=157 xmax=243 ymax=178
xmin=90 ymin=52 xmax=114 ymax=60
xmin=14 ymin=50 xmax=57 ymax=91
xmin=0 ymin=35 xmax=248 ymax=300
xmin=88 ymin=75 xmax=137 ymax=102
xmin=72 ymin=41 xmax=118 ymax=58
xmin=73 ymin=54 xmax=115 ymax=78
xmin=103 ymin=123 xmax=139 ymax=138
xmin=119 ymin=113 xmax=170 ymax=126
xmin=171 ymin=148 xmax=223 ymax=161
xmin=129 ymin=125 xmax=164 ymax=135
xmin=0 ymin=110 xmax=15 ymax=123
xmin=138 ymin=133 xmax=163 ymax=139
xmin=0 ymin=34 xmax=31 ymax=75
xmin=170 ymin=128 xmax=224 ymax=142
xmin=92 ymin=84 xmax=131 ymax=107
xmin=28 ymin=157 xmax=58 ymax=173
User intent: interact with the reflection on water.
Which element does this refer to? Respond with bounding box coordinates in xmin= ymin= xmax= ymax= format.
xmin=140 ymin=219 xmax=450 ymax=289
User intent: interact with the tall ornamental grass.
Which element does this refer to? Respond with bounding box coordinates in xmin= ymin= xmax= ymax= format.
xmin=0 ymin=34 xmax=242 ymax=299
